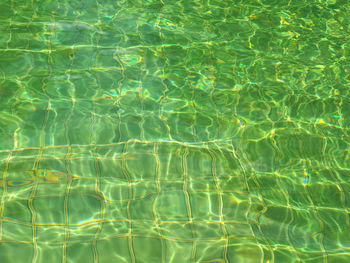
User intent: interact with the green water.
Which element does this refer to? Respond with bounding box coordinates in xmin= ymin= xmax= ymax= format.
xmin=0 ymin=0 xmax=350 ymax=262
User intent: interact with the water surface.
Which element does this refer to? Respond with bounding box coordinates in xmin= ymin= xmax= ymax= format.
xmin=1 ymin=0 xmax=350 ymax=262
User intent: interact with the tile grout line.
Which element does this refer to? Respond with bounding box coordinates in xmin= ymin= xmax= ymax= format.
xmin=182 ymin=147 xmax=196 ymax=261
xmin=229 ymin=140 xmax=266 ymax=263
xmin=121 ymin=142 xmax=136 ymax=263
xmin=207 ymin=144 xmax=229 ymax=262
xmin=0 ymin=152 xmax=13 ymax=241
xmin=152 ymin=142 xmax=166 ymax=263
xmin=92 ymin=147 xmax=104 ymax=263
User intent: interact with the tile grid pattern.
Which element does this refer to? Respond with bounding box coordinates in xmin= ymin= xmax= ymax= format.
xmin=0 ymin=0 xmax=350 ymax=262
xmin=2 ymin=139 xmax=349 ymax=262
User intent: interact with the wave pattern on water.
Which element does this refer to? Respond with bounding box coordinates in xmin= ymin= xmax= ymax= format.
xmin=0 ymin=0 xmax=350 ymax=262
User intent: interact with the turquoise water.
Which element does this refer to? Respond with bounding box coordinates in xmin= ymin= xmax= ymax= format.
xmin=1 ymin=0 xmax=350 ymax=262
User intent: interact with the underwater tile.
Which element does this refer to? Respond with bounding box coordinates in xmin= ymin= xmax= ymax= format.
xmin=34 ymin=196 xmax=65 ymax=225
xmin=103 ymin=201 xmax=129 ymax=221
xmin=35 ymin=225 xmax=66 ymax=243
xmin=194 ymin=239 xmax=226 ymax=263
xmin=97 ymin=237 xmax=132 ymax=263
xmin=2 ymin=199 xmax=32 ymax=224
xmin=1 ymin=221 xmax=33 ymax=242
xmin=155 ymin=191 xmax=189 ymax=221
xmin=67 ymin=194 xmax=102 ymax=225
xmin=66 ymin=242 xmax=94 ymax=263
xmin=0 ymin=242 xmax=33 ymax=263
xmin=129 ymin=192 xmax=156 ymax=220
xmin=99 ymin=221 xmax=129 ymax=239
xmin=189 ymin=191 xmax=220 ymax=221
xmin=133 ymin=237 xmax=162 ymax=263
xmin=163 ymin=239 xmax=193 ymax=263
xmin=36 ymin=243 xmax=63 ymax=263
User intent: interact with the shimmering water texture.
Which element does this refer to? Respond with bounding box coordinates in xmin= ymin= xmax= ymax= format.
xmin=1 ymin=0 xmax=350 ymax=262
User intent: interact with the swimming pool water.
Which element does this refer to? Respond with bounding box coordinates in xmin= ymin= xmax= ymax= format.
xmin=1 ymin=0 xmax=350 ymax=262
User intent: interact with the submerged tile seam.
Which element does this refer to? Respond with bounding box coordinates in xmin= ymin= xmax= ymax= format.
xmin=0 ymin=152 xmax=13 ymax=241
xmin=0 ymin=138 xmax=237 ymax=154
xmin=181 ymin=147 xmax=197 ymax=261
xmin=152 ymin=142 xmax=166 ymax=263
xmin=121 ymin=142 xmax=136 ymax=263
xmin=207 ymin=144 xmax=229 ymax=263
